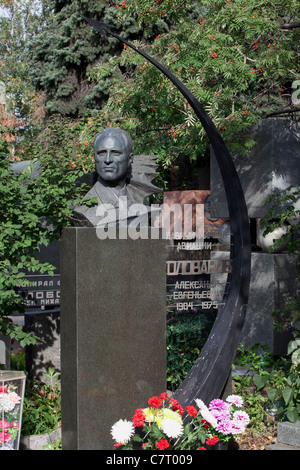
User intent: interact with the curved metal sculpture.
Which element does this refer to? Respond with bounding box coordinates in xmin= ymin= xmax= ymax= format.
xmin=83 ymin=16 xmax=251 ymax=407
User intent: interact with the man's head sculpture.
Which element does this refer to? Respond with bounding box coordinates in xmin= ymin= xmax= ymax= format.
xmin=93 ymin=128 xmax=133 ymax=189
xmin=73 ymin=127 xmax=161 ymax=227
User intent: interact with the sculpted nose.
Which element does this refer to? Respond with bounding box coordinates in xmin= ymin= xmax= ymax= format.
xmin=105 ymin=151 xmax=113 ymax=164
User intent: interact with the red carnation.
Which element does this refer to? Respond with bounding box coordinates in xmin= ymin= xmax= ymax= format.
xmin=132 ymin=408 xmax=145 ymax=427
xmin=186 ymin=406 xmax=198 ymax=417
xmin=156 ymin=438 xmax=169 ymax=450
xmin=170 ymin=398 xmax=184 ymax=416
xmin=206 ymin=435 xmax=219 ymax=446
xmin=159 ymin=392 xmax=168 ymax=401
xmin=201 ymin=419 xmax=211 ymax=429
xmin=148 ymin=396 xmax=163 ymax=408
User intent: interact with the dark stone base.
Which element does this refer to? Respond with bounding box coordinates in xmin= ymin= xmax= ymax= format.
xmin=60 ymin=228 xmax=166 ymax=450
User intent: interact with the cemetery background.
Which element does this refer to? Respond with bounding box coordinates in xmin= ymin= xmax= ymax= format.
xmin=1 ymin=0 xmax=300 ymax=450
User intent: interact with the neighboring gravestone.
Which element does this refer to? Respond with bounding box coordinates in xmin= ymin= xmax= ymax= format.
xmin=25 ymin=309 xmax=60 ymax=382
xmin=17 ymin=240 xmax=60 ymax=310
xmin=211 ymin=251 xmax=299 ymax=353
xmin=10 ymin=162 xmax=61 ymax=382
xmin=210 ymin=118 xmax=300 ymax=353
xmin=210 ymin=119 xmax=300 ymax=218
xmin=21 ymin=240 xmax=61 ymax=383
xmin=0 ymin=335 xmax=10 ymax=370
xmin=60 ymin=227 xmax=166 ymax=450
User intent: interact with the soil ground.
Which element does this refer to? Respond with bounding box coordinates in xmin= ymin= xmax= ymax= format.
xmin=228 ymin=426 xmax=277 ymax=450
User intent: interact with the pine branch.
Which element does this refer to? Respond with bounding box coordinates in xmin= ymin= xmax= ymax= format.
xmin=265 ymin=106 xmax=300 ymax=118
xmin=278 ymin=22 xmax=300 ymax=30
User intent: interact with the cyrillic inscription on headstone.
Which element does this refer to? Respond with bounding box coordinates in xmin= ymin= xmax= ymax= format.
xmin=164 ymin=190 xmax=230 ymax=317
xmin=16 ymin=274 xmax=60 ymax=308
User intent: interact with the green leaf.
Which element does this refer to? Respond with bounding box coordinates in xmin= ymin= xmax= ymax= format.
xmin=267 ymin=388 xmax=279 ymax=402
xmin=286 ymin=408 xmax=299 ymax=423
xmin=197 ymin=428 xmax=207 ymax=444
xmin=282 ymin=386 xmax=294 ymax=405
xmin=253 ymin=373 xmax=269 ymax=390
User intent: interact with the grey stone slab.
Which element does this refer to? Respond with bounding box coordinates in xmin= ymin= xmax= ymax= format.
xmin=210 ymin=119 xmax=300 ymax=218
xmin=210 ymin=252 xmax=299 ymax=353
xmin=25 ymin=311 xmax=60 ymax=383
xmin=266 ymin=442 xmax=299 ymax=450
xmin=0 ymin=335 xmax=11 ymax=369
xmin=277 ymin=421 xmax=300 ymax=447
xmin=60 ymin=227 xmax=166 ymax=450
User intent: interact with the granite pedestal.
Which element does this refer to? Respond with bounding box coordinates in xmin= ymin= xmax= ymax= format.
xmin=211 ymin=252 xmax=298 ymax=354
xmin=60 ymin=227 xmax=166 ymax=450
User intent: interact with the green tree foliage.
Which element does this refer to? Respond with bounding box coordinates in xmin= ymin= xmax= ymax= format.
xmin=0 ymin=0 xmax=53 ymax=160
xmin=0 ymin=0 xmax=51 ymax=115
xmin=0 ymin=119 xmax=92 ymax=344
xmin=26 ymin=0 xmax=170 ymax=116
xmin=80 ymin=0 xmax=299 ymax=188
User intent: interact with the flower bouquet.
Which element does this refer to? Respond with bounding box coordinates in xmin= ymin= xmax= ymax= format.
xmin=111 ymin=393 xmax=249 ymax=450
xmin=195 ymin=395 xmax=250 ymax=449
xmin=0 ymin=385 xmax=22 ymax=450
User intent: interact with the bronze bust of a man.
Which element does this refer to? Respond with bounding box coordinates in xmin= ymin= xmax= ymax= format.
xmin=73 ymin=127 xmax=161 ymax=227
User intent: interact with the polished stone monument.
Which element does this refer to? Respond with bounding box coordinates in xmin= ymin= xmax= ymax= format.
xmin=210 ymin=119 xmax=300 ymax=218
xmin=60 ymin=128 xmax=166 ymax=450
xmin=210 ymin=119 xmax=300 ymax=354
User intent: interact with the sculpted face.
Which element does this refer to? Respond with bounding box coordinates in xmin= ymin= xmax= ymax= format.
xmin=94 ymin=135 xmax=131 ymax=186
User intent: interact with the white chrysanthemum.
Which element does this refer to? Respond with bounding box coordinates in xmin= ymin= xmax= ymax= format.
xmin=200 ymin=407 xmax=218 ymax=428
xmin=160 ymin=418 xmax=184 ymax=439
xmin=111 ymin=419 xmax=134 ymax=444
xmin=194 ymin=398 xmax=206 ymax=410
xmin=195 ymin=399 xmax=218 ymax=428
xmin=0 ymin=394 xmax=15 ymax=412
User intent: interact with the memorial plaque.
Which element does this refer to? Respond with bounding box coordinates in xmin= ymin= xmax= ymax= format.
xmin=15 ymin=240 xmax=60 ymax=310
xmin=163 ymin=191 xmax=230 ymax=318
xmin=17 ymin=274 xmax=60 ymax=309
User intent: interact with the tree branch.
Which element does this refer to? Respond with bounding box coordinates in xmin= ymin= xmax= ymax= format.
xmin=278 ymin=22 xmax=300 ymax=30
xmin=265 ymin=106 xmax=300 ymax=118
xmin=234 ymin=46 xmax=257 ymax=63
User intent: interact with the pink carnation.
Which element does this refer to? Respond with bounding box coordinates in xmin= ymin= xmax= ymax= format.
xmin=216 ymin=419 xmax=232 ymax=435
xmin=209 ymin=399 xmax=227 ymax=410
xmin=230 ymin=420 xmax=246 ymax=434
xmin=8 ymin=392 xmax=21 ymax=405
xmin=209 ymin=399 xmax=230 ymax=421
xmin=226 ymin=395 xmax=243 ymax=408
xmin=0 ymin=420 xmax=10 ymax=429
xmin=232 ymin=410 xmax=250 ymax=426
xmin=0 ymin=431 xmax=12 ymax=443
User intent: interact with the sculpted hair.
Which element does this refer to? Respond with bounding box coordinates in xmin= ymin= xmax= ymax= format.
xmin=93 ymin=127 xmax=133 ymax=156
